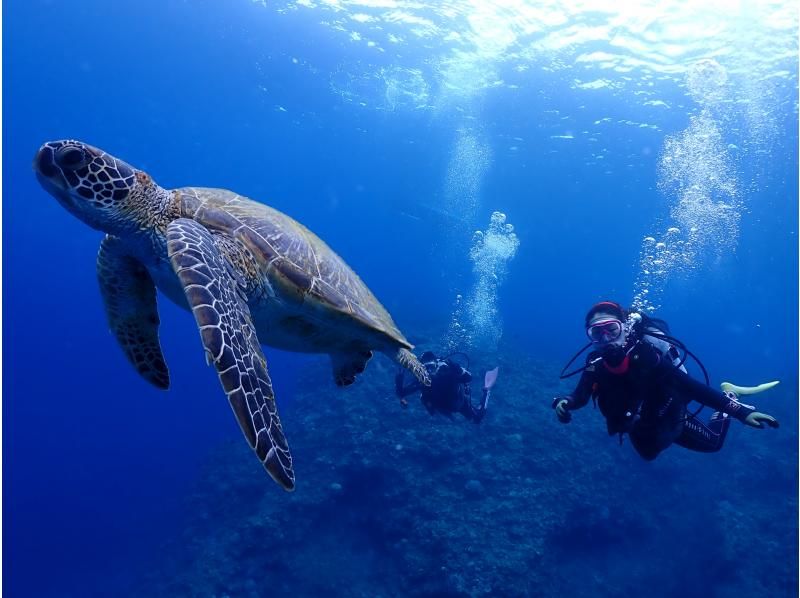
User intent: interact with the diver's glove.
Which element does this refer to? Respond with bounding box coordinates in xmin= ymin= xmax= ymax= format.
xmin=552 ymin=397 xmax=572 ymax=423
xmin=722 ymin=389 xmax=780 ymax=429
xmin=743 ymin=411 xmax=780 ymax=429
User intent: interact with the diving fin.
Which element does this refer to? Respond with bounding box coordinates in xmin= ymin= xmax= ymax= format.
xmin=720 ymin=380 xmax=780 ymax=395
xmin=481 ymin=367 xmax=499 ymax=411
xmin=484 ymin=367 xmax=499 ymax=391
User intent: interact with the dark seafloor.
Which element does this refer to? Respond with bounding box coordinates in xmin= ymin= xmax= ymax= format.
xmin=137 ymin=336 xmax=797 ymax=598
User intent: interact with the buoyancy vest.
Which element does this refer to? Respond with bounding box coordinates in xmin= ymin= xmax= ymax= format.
xmin=595 ymin=330 xmax=682 ymax=435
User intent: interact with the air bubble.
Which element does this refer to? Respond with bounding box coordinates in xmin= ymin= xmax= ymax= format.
xmin=445 ymin=211 xmax=519 ymax=352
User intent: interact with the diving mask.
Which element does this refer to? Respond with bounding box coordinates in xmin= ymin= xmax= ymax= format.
xmin=586 ymin=319 xmax=624 ymax=343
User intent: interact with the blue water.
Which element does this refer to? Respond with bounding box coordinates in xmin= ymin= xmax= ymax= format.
xmin=4 ymin=1 xmax=798 ymax=597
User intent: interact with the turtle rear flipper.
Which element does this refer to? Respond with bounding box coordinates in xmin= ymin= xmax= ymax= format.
xmin=97 ymin=235 xmax=169 ymax=389
xmin=166 ymin=218 xmax=295 ymax=491
xmin=331 ymin=350 xmax=373 ymax=386
xmin=392 ymin=347 xmax=431 ymax=386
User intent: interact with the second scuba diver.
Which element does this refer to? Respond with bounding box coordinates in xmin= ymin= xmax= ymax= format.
xmin=554 ymin=301 xmax=779 ymax=460
xmin=396 ymin=351 xmax=498 ymax=424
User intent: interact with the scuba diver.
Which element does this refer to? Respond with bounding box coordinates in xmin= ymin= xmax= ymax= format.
xmin=554 ymin=300 xmax=779 ymax=460
xmin=395 ymin=351 xmax=499 ymax=424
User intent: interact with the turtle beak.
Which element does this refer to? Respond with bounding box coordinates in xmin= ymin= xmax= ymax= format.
xmin=34 ymin=144 xmax=74 ymax=207
xmin=33 ymin=144 xmax=59 ymax=178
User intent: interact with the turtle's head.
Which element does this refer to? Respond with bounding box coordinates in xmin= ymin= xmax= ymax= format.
xmin=34 ymin=140 xmax=160 ymax=234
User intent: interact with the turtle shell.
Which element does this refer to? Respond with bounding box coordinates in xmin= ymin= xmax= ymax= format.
xmin=175 ymin=187 xmax=411 ymax=348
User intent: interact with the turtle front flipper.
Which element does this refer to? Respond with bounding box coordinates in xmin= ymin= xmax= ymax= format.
xmin=166 ymin=218 xmax=295 ymax=491
xmin=97 ymin=235 xmax=169 ymax=389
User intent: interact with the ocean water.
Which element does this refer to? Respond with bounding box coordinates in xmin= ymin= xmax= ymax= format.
xmin=3 ymin=1 xmax=798 ymax=597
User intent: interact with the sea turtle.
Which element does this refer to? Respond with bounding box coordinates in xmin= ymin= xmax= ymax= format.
xmin=33 ymin=139 xmax=430 ymax=491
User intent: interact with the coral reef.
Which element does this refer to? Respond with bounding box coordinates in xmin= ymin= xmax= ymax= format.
xmin=138 ymin=347 xmax=797 ymax=598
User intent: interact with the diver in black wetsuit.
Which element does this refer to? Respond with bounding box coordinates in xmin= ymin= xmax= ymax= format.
xmin=553 ymin=301 xmax=779 ymax=460
xmin=395 ymin=351 xmax=498 ymax=424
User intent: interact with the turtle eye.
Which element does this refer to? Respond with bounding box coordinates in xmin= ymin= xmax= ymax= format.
xmin=55 ymin=146 xmax=89 ymax=170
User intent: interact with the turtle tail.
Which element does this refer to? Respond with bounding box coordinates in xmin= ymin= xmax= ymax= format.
xmin=394 ymin=347 xmax=431 ymax=386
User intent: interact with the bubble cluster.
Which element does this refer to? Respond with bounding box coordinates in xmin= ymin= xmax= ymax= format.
xmin=634 ymin=63 xmax=742 ymax=313
xmin=383 ymin=66 xmax=429 ymax=110
xmin=444 ymin=294 xmax=471 ymax=352
xmin=446 ymin=212 xmax=519 ymax=352
xmin=328 ymin=64 xmax=431 ymax=112
xmin=443 ymin=128 xmax=492 ymax=234
xmin=632 ymin=228 xmax=694 ymax=313
xmin=686 ymin=58 xmax=728 ymax=105
xmin=659 ymin=110 xmax=738 ymax=200
xmin=663 ymin=114 xmax=741 ymax=250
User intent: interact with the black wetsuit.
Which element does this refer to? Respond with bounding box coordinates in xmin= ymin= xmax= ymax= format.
xmin=563 ymin=339 xmax=755 ymax=460
xmin=396 ymin=358 xmax=487 ymax=424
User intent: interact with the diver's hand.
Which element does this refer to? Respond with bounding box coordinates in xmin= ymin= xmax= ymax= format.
xmin=744 ymin=411 xmax=780 ymax=429
xmin=552 ymin=397 xmax=572 ymax=423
